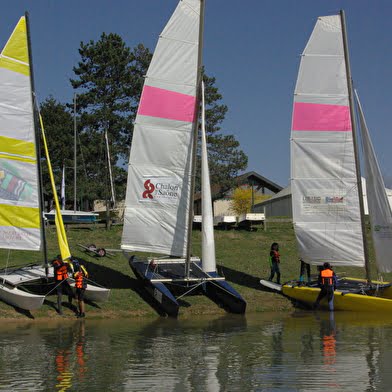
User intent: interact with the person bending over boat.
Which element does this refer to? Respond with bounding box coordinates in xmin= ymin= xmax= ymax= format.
xmin=52 ymin=256 xmax=74 ymax=315
xmin=268 ymin=242 xmax=281 ymax=284
xmin=73 ymin=259 xmax=88 ymax=318
xmin=313 ymin=262 xmax=337 ymax=311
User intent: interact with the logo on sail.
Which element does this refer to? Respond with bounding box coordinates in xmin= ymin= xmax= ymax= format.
xmin=141 ymin=178 xmax=181 ymax=204
xmin=325 ymin=196 xmax=344 ymax=204
xmin=142 ymin=180 xmax=155 ymax=199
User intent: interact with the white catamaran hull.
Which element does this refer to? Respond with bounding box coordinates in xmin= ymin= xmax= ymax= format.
xmin=69 ymin=281 xmax=110 ymax=302
xmin=0 ymin=265 xmax=110 ymax=304
xmin=0 ymin=284 xmax=45 ymax=310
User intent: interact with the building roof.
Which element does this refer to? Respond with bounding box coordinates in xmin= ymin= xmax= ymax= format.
xmin=194 ymin=171 xmax=283 ymax=201
xmin=235 ymin=171 xmax=283 ymax=193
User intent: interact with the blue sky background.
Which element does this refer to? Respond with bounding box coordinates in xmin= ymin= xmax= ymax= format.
xmin=2 ymin=0 xmax=392 ymax=188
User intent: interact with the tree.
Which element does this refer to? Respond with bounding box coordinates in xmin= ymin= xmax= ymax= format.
xmin=48 ymin=32 xmax=246 ymax=205
xmin=197 ymin=72 xmax=248 ymax=197
xmin=39 ymin=97 xmax=74 ymax=205
xmin=230 ymin=187 xmax=271 ymax=215
xmin=70 ymin=35 xmax=151 ymax=201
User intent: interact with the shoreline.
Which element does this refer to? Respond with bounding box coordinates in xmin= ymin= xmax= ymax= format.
xmin=0 ymin=222 xmax=388 ymax=321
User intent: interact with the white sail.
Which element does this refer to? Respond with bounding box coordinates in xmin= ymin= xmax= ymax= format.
xmin=0 ymin=17 xmax=41 ymax=251
xmin=291 ymin=15 xmax=365 ymax=267
xmin=201 ymin=81 xmax=216 ymax=273
xmin=121 ymin=0 xmax=201 ymax=256
xmin=356 ymin=91 xmax=392 ymax=273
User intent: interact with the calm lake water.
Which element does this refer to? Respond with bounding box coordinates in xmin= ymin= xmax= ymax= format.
xmin=1 ymin=312 xmax=392 ymax=391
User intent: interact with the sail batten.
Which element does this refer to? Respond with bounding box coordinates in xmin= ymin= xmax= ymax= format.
xmin=0 ymin=16 xmax=41 ymax=251
xmin=291 ymin=14 xmax=365 ymax=267
xmin=121 ymin=0 xmax=201 ymax=256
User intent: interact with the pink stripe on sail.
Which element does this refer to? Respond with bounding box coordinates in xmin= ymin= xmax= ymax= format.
xmin=138 ymin=85 xmax=197 ymax=123
xmin=292 ymin=102 xmax=351 ymax=131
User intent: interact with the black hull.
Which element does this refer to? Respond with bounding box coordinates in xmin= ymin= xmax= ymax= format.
xmin=129 ymin=258 xmax=179 ymax=317
xmin=203 ymin=273 xmax=247 ymax=314
xmin=129 ymin=256 xmax=246 ymax=317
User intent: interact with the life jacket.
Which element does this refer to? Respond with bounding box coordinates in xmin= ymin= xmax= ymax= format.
xmin=270 ymin=250 xmax=280 ymax=265
xmin=74 ymin=265 xmax=88 ymax=289
xmin=321 ymin=268 xmax=334 ymax=287
xmin=53 ymin=259 xmax=68 ymax=281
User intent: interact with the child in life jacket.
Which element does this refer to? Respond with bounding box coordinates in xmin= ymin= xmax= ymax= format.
xmin=73 ymin=259 xmax=88 ymax=318
xmin=268 ymin=242 xmax=281 ymax=284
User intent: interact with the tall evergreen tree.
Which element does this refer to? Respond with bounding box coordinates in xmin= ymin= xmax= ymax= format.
xmin=66 ymin=34 xmax=246 ymax=202
xmin=199 ymin=72 xmax=248 ymax=197
xmin=39 ymin=97 xmax=74 ymax=203
xmin=70 ymin=33 xmax=146 ymax=201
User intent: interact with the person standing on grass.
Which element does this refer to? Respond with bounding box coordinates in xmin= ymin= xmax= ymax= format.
xmin=299 ymin=258 xmax=311 ymax=285
xmin=52 ymin=255 xmax=74 ymax=315
xmin=268 ymin=242 xmax=281 ymax=284
xmin=73 ymin=259 xmax=88 ymax=318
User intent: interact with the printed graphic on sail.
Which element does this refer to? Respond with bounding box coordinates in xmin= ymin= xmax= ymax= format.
xmin=121 ymin=0 xmax=201 ymax=256
xmin=0 ymin=17 xmax=41 ymax=251
xmin=291 ymin=15 xmax=365 ymax=267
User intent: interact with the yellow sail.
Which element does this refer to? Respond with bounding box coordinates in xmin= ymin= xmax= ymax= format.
xmin=39 ymin=114 xmax=71 ymax=261
xmin=0 ymin=16 xmax=41 ymax=251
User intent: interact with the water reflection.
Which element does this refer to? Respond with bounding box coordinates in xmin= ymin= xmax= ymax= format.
xmin=1 ymin=313 xmax=392 ymax=391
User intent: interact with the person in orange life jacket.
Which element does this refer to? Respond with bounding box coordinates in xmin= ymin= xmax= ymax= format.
xmin=52 ymin=255 xmax=74 ymax=315
xmin=73 ymin=259 xmax=88 ymax=318
xmin=313 ymin=262 xmax=337 ymax=311
xmin=268 ymin=242 xmax=281 ymax=284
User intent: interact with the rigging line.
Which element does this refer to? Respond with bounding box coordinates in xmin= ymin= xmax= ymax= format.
xmin=2 ymin=249 xmax=11 ymax=285
xmin=44 ymin=279 xmax=66 ymax=296
xmin=175 ymin=281 xmax=204 ymax=299
xmin=76 ymin=129 xmax=88 ymax=179
xmin=84 ymin=277 xmax=106 ymax=288
xmin=208 ymin=279 xmax=238 ymax=297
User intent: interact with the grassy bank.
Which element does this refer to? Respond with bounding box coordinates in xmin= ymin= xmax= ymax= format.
xmin=0 ymin=221 xmax=389 ymax=320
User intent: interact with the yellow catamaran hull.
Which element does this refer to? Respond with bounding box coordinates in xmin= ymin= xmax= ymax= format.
xmin=282 ymin=283 xmax=392 ymax=312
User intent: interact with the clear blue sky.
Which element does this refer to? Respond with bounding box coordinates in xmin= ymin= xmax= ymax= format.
xmin=2 ymin=1 xmax=392 ymax=188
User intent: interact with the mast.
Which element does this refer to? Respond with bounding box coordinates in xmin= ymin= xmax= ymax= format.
xmin=185 ymin=0 xmax=205 ymax=276
xmin=105 ymin=128 xmax=116 ymax=208
xmin=25 ymin=12 xmax=48 ymax=269
xmin=340 ymin=10 xmax=371 ymax=282
xmin=73 ymin=93 xmax=77 ymax=212
xmin=201 ymin=80 xmax=216 ymax=273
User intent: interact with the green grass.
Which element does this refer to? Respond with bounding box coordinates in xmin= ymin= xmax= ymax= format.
xmin=0 ymin=221 xmax=390 ymax=320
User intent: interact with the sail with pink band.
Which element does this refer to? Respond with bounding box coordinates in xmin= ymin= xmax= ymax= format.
xmin=290 ymin=15 xmax=365 ymax=267
xmin=121 ymin=0 xmax=201 ymax=256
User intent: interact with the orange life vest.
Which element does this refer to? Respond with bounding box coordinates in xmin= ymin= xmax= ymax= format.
xmin=321 ymin=268 xmax=334 ymax=286
xmin=53 ymin=260 xmax=68 ymax=281
xmin=75 ymin=271 xmax=87 ymax=289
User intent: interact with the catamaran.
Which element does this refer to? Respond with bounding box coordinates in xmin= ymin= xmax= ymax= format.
xmin=0 ymin=15 xmax=109 ymax=310
xmin=121 ymin=0 xmax=246 ymax=317
xmin=281 ymin=11 xmax=392 ymax=311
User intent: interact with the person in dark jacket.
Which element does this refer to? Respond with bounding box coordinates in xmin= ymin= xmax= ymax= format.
xmin=313 ymin=262 xmax=337 ymax=311
xmin=268 ymin=242 xmax=281 ymax=284
xmin=299 ymin=258 xmax=311 ymax=286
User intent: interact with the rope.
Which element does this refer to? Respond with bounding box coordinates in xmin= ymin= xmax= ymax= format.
xmin=84 ymin=277 xmax=106 ymax=288
xmin=1 ymin=249 xmax=11 ymax=286
xmin=176 ymin=281 xmax=205 ymax=300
